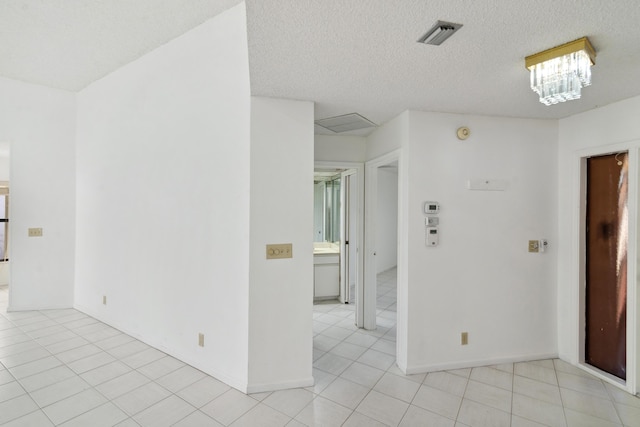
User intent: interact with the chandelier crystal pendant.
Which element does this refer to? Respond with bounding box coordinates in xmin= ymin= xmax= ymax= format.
xmin=525 ymin=37 xmax=596 ymax=106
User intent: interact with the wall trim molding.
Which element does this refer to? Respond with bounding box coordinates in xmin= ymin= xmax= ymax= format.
xmin=404 ymin=352 xmax=559 ymax=375
xmin=246 ymin=377 xmax=315 ymax=394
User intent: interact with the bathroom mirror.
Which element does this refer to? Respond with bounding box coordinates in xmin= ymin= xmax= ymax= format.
xmin=313 ymin=172 xmax=341 ymax=243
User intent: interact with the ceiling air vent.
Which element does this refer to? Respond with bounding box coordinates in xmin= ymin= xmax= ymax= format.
xmin=417 ymin=20 xmax=463 ymax=46
xmin=315 ymin=113 xmax=377 ymax=133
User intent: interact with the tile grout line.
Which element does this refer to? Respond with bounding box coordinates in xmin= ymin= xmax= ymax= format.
xmin=602 ymin=373 xmax=627 ymax=426
xmin=3 ymin=306 xmax=192 ymax=426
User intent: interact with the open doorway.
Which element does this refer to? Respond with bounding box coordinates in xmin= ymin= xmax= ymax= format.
xmin=359 ymin=150 xmax=403 ymax=371
xmin=0 ymin=143 xmax=9 ymax=300
xmin=374 ymin=161 xmax=398 ymax=336
xmin=313 ymin=167 xmax=361 ymax=309
xmin=312 ymin=161 xmax=364 ymax=329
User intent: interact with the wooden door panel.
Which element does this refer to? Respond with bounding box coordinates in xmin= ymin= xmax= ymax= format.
xmin=585 ymin=152 xmax=628 ymax=380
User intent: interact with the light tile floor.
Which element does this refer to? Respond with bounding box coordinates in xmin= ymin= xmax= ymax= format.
xmin=2 ymin=270 xmax=640 ymax=426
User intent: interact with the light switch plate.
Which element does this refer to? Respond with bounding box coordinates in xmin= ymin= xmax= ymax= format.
xmin=425 ymin=217 xmax=439 ymax=226
xmin=266 ymin=243 xmax=293 ymax=259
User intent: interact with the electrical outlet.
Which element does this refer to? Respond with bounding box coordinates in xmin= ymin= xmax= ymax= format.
xmin=461 ymin=332 xmax=469 ymax=345
xmin=102 ymin=296 xmax=107 ymax=305
xmin=198 ymin=333 xmax=205 ymax=347
xmin=528 ymin=240 xmax=539 ymax=253
xmin=28 ymin=228 xmax=43 ymax=237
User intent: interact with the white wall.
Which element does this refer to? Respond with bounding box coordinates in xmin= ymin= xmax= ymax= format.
xmin=376 ymin=167 xmax=398 ymax=273
xmin=0 ymin=77 xmax=76 ymax=310
xmin=557 ymin=95 xmax=640 ymax=364
xmin=0 ymin=145 xmax=9 ymax=181
xmin=314 ymin=135 xmax=365 ymax=162
xmin=75 ymin=4 xmax=251 ymax=390
xmin=366 ymin=112 xmax=408 ymax=161
xmin=247 ymin=96 xmax=314 ymax=392
xmin=403 ymin=110 xmax=559 ymax=372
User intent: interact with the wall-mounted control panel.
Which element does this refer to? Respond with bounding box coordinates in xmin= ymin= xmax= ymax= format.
xmin=424 ymin=200 xmax=440 ymax=247
xmin=423 ymin=201 xmax=440 ymax=214
xmin=426 ymin=227 xmax=439 ymax=246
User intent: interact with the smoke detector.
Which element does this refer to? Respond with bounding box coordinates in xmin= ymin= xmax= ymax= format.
xmin=418 ymin=21 xmax=463 ymax=46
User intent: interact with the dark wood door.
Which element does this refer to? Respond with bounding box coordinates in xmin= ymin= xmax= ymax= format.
xmin=585 ymin=152 xmax=628 ymax=380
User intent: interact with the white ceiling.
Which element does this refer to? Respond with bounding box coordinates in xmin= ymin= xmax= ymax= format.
xmin=2 ymin=1 xmax=640 ymax=136
xmin=0 ymin=0 xmax=241 ymax=90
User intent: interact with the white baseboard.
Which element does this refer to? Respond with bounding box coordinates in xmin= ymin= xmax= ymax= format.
xmin=404 ymin=352 xmax=559 ymax=375
xmin=7 ymin=304 xmax=73 ymax=312
xmin=246 ymin=377 xmax=315 ymax=394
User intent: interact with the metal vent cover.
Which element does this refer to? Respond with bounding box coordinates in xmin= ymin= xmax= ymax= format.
xmin=315 ymin=113 xmax=377 ymax=133
xmin=418 ymin=20 xmax=463 ymax=46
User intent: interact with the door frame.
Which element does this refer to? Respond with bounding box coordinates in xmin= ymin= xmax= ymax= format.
xmin=315 ymin=161 xmax=365 ymax=327
xmin=339 ymin=169 xmax=356 ymax=304
xmin=364 ymin=149 xmax=408 ymax=372
xmin=364 ymin=151 xmax=400 ymax=330
xmin=574 ymin=142 xmax=640 ymax=393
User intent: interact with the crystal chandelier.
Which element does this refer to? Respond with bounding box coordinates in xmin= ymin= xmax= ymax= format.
xmin=525 ymin=37 xmax=596 ymax=106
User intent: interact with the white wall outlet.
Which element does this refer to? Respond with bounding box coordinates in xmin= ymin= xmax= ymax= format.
xmin=539 ymin=239 xmax=548 ymax=252
xmin=102 ymin=295 xmax=107 ymax=305
xmin=198 ymin=333 xmax=205 ymax=347
xmin=28 ymin=227 xmax=43 ymax=237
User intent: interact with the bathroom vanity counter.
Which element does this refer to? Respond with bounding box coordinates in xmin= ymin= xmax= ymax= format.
xmin=313 ymin=243 xmax=340 ymax=299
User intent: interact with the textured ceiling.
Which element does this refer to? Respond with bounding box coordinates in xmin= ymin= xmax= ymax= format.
xmin=1 ymin=1 xmax=639 ymax=136
xmin=246 ymin=0 xmax=640 ymax=134
xmin=0 ymin=0 xmax=241 ymax=90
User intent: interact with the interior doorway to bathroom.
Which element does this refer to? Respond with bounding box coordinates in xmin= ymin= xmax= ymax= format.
xmin=313 ymin=169 xmax=358 ymax=305
xmin=0 ymin=143 xmax=10 ymax=294
xmin=313 ymin=161 xmax=364 ymax=326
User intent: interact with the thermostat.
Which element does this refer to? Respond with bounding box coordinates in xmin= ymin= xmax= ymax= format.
xmin=424 ymin=201 xmax=440 ymax=214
